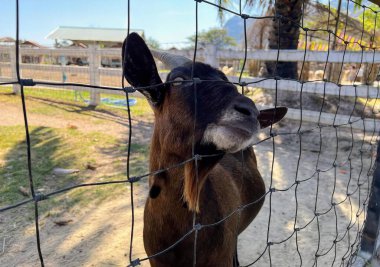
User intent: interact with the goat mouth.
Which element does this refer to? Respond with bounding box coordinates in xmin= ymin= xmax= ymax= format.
xmin=219 ymin=121 xmax=259 ymax=136
xmin=202 ymin=121 xmax=259 ymax=153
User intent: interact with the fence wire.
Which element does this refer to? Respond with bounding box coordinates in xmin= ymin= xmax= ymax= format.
xmin=0 ymin=0 xmax=379 ymax=266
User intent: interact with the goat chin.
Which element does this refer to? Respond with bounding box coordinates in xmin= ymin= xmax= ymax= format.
xmin=202 ymin=123 xmax=259 ymax=153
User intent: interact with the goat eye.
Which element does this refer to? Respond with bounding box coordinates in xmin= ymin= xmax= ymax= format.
xmin=172 ymin=77 xmax=184 ymax=86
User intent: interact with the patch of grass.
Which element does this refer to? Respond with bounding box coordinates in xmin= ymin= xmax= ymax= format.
xmin=357 ymin=97 xmax=380 ymax=112
xmin=0 ymin=86 xmax=14 ymax=94
xmin=121 ymin=143 xmax=150 ymax=176
xmin=0 ymin=85 xmax=153 ymax=120
xmin=37 ymin=142 xmax=149 ymax=217
xmin=1 ymin=85 xmax=152 ymax=222
xmin=28 ymin=87 xmax=85 ymax=102
xmin=69 ymin=142 xmax=149 ymax=209
xmin=0 ymin=125 xmax=148 ymax=211
xmin=0 ymin=126 xmax=92 ymax=204
xmin=126 ymin=97 xmax=153 ymax=117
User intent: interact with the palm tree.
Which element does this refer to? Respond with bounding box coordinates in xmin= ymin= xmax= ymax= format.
xmin=265 ymin=0 xmax=303 ymax=79
xmin=215 ymin=0 xmax=303 ymax=79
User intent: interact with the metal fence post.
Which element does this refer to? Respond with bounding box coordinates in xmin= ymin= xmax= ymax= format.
xmin=88 ymin=44 xmax=100 ymax=106
xmin=359 ymin=140 xmax=380 ymax=266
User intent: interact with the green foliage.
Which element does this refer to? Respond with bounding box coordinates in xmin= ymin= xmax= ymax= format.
xmin=146 ymin=37 xmax=161 ymax=49
xmin=215 ymin=0 xmax=233 ymax=25
xmin=359 ymin=4 xmax=380 ymax=33
xmin=187 ymin=28 xmax=237 ymax=48
xmin=214 ymin=0 xmax=268 ymax=24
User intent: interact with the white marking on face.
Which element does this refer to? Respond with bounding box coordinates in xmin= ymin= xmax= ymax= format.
xmin=201 ymin=110 xmax=260 ymax=153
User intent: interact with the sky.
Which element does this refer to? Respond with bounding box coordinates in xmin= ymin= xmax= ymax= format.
xmin=0 ymin=0 xmax=243 ymax=48
xmin=1 ymin=0 xmax=361 ymax=49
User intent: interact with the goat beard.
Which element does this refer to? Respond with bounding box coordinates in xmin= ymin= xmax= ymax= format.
xmin=183 ymin=161 xmax=205 ymax=213
xmin=184 ymin=161 xmax=203 ymax=213
xmin=183 ymin=154 xmax=223 ymax=213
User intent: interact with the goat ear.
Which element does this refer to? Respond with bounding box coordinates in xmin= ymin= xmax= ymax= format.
xmin=122 ymin=32 xmax=164 ymax=104
xmin=258 ymin=107 xmax=287 ymax=128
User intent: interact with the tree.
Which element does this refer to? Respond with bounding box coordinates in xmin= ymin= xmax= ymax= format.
xmin=215 ymin=0 xmax=302 ymax=79
xmin=188 ymin=28 xmax=237 ymax=49
xmin=146 ymin=37 xmax=161 ymax=49
xmin=359 ymin=4 xmax=380 ymax=41
xmin=265 ymin=0 xmax=302 ymax=79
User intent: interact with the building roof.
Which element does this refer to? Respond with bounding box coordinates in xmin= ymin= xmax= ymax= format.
xmin=46 ymin=26 xmax=144 ymax=43
xmin=0 ymin=37 xmax=45 ymax=48
xmin=0 ymin=37 xmax=15 ymax=43
xmin=20 ymin=40 xmax=46 ymax=48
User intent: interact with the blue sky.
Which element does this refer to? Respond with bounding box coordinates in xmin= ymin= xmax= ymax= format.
xmin=0 ymin=0 xmax=241 ymax=47
xmin=0 ymin=0 xmax=373 ymax=48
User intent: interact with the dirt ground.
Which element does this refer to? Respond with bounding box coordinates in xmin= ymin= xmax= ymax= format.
xmin=0 ymin=94 xmax=377 ymax=267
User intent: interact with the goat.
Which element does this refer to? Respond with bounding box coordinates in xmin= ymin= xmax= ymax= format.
xmin=122 ymin=33 xmax=287 ymax=267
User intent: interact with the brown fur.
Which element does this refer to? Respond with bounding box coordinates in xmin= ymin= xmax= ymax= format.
xmin=122 ymin=33 xmax=286 ymax=267
xmin=142 ymin=92 xmax=265 ymax=266
xmin=144 ymin=135 xmax=265 ymax=266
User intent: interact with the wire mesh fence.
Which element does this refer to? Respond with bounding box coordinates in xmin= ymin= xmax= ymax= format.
xmin=0 ymin=0 xmax=380 ymax=266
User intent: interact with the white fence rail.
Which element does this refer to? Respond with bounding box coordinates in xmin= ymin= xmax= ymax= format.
xmin=0 ymin=45 xmax=379 ymax=131
xmin=216 ymin=49 xmax=380 ymax=63
xmin=4 ymin=46 xmax=380 ymax=62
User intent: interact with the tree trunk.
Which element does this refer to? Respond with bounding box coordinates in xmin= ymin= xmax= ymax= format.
xmin=264 ymin=0 xmax=303 ymax=107
xmin=265 ymin=0 xmax=303 ymax=79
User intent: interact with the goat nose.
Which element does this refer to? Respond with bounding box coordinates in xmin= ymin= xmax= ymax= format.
xmin=233 ymin=98 xmax=258 ymax=117
xmin=234 ymin=104 xmax=252 ymax=116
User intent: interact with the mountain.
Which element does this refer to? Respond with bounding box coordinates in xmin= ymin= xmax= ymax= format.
xmin=223 ymin=16 xmax=255 ymax=45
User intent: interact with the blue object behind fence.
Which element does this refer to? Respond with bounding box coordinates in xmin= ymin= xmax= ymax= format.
xmin=101 ymin=98 xmax=137 ymax=107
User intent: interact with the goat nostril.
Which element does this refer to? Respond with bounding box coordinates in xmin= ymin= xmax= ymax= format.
xmin=234 ymin=105 xmax=251 ymax=116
